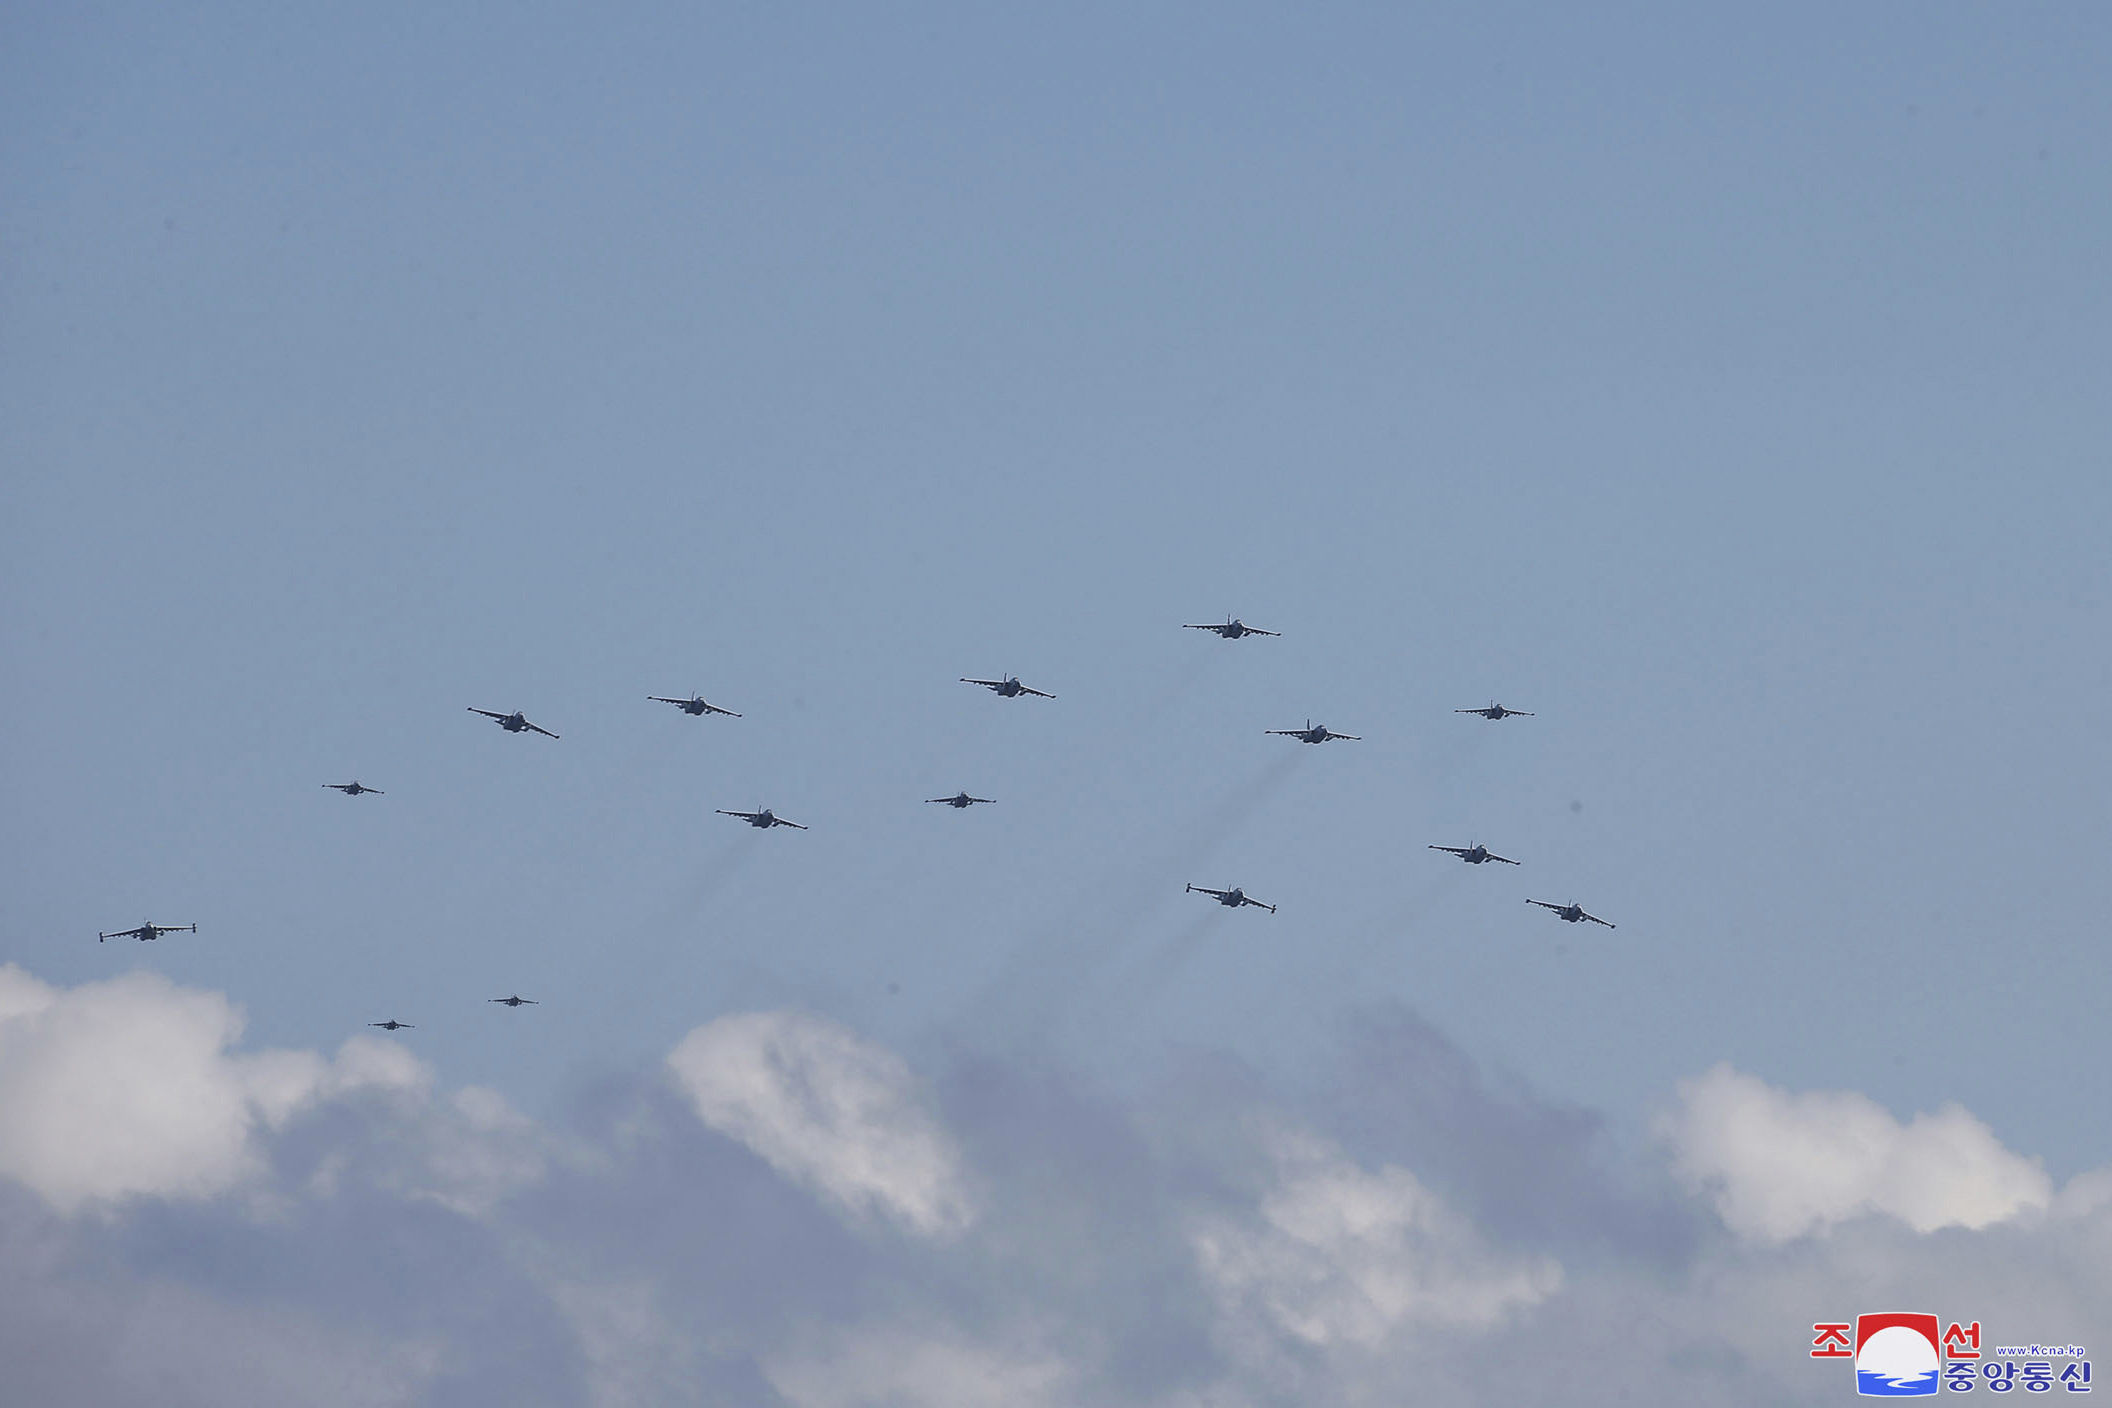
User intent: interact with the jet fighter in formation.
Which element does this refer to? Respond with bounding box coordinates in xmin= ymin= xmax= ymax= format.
xmin=490 ymin=995 xmax=538 ymax=1007
xmin=926 ymin=792 xmax=994 ymax=808
xmin=1184 ymin=616 xmax=1278 ymax=640
xmin=1187 ymin=884 xmax=1275 ymax=913
xmin=369 ymin=1019 xmax=415 ymax=1031
xmin=961 ymin=675 xmax=1054 ymax=699
xmin=324 ymin=781 xmax=383 ymax=795
xmin=718 ymin=807 xmax=807 ymax=830
xmin=650 ymin=694 xmax=740 ymax=717
xmin=98 ymin=921 xmax=196 ymax=943
xmin=1527 ymin=899 xmax=1615 ymax=928
xmin=1267 ymin=720 xmax=1359 ymax=744
xmin=469 ymin=708 xmax=559 ymax=738
xmin=1458 ymin=703 xmax=1533 ymax=720
xmin=1430 ymin=843 xmax=1518 ymax=866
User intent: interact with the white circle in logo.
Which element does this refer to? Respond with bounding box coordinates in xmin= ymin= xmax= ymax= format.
xmin=1859 ymin=1325 xmax=1938 ymax=1385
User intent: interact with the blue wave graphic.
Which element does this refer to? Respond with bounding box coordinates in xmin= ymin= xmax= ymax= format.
xmin=1856 ymin=1367 xmax=1937 ymax=1396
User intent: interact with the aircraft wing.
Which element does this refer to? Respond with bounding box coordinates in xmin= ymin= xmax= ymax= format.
xmin=648 ymin=697 xmax=685 ymax=706
xmin=1526 ymin=900 xmax=1562 ymax=911
xmin=1181 ymin=623 xmax=1222 ymax=631
xmin=1584 ymin=912 xmax=1615 ymax=928
xmin=705 ymin=704 xmax=740 ymax=716
xmin=1246 ymin=627 xmax=1280 ymax=636
xmin=524 ymin=720 xmax=560 ymax=738
xmin=966 ymin=796 xmax=994 ymax=804
xmin=1488 ymin=853 xmax=1519 ymax=865
xmin=1455 ymin=708 xmax=1487 ymax=715
xmin=1245 ymin=898 xmax=1277 ymax=912
xmin=716 ymin=809 xmax=761 ymax=821
xmin=960 ymin=677 xmax=1003 ymax=688
xmin=772 ymin=818 xmax=808 ymax=830
xmin=1429 ymin=846 xmax=1469 ymax=856
xmin=1019 ymin=685 xmax=1055 ymax=698
xmin=468 ymin=708 xmax=507 ymax=720
xmin=1187 ymin=885 xmax=1232 ymax=899
xmin=1328 ymin=731 xmax=1360 ymax=741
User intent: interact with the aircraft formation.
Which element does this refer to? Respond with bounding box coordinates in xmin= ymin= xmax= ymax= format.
xmin=98 ymin=616 xmax=1620 ymax=1027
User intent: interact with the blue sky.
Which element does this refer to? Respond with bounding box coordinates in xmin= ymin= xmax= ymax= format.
xmin=3 ymin=5 xmax=2109 ymax=1401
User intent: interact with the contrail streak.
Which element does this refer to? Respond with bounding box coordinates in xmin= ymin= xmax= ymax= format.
xmin=1113 ymin=905 xmax=1229 ymax=1010
xmin=960 ymin=750 xmax=1304 ymax=1046
xmin=657 ymin=835 xmax=759 ymax=927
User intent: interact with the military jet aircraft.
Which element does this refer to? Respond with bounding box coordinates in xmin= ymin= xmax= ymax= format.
xmin=717 ymin=807 xmax=807 ymax=830
xmin=468 ymin=707 xmax=559 ymax=738
xmin=1266 ymin=719 xmax=1360 ymax=744
xmin=489 ymin=995 xmax=538 ymax=1008
xmin=1430 ymin=843 xmax=1519 ymax=866
xmin=1457 ymin=703 xmax=1533 ymax=720
xmin=926 ymin=792 xmax=994 ymax=808
xmin=961 ymin=675 xmax=1054 ymax=699
xmin=1187 ymin=884 xmax=1276 ymax=913
xmin=1184 ymin=616 xmax=1278 ymax=640
xmin=98 ymin=921 xmax=196 ymax=943
xmin=1527 ymin=899 xmax=1615 ymax=928
xmin=369 ymin=1020 xmax=415 ymax=1031
xmin=323 ymin=781 xmax=384 ymax=796
xmin=649 ymin=693 xmax=740 ymax=718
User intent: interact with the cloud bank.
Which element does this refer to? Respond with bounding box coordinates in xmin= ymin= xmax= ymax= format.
xmin=1662 ymin=1062 xmax=2054 ymax=1242
xmin=1 ymin=962 xmax=2107 ymax=1407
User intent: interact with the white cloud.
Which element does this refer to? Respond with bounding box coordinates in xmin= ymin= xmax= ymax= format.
xmin=667 ymin=1010 xmax=976 ymax=1237
xmin=0 ymin=1258 xmax=446 ymax=1408
xmin=541 ymin=1276 xmax=709 ymax=1408
xmin=1661 ymin=1063 xmax=2053 ymax=1243
xmin=1193 ymin=1126 xmax=1562 ymax=1350
xmin=372 ymin=1082 xmax=548 ymax=1218
xmin=8 ymin=963 xmax=2111 ymax=1408
xmin=761 ymin=1321 xmax=1073 ymax=1408
xmin=0 ymin=966 xmax=424 ymax=1214
xmin=2056 ymin=1164 xmax=2112 ymax=1219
